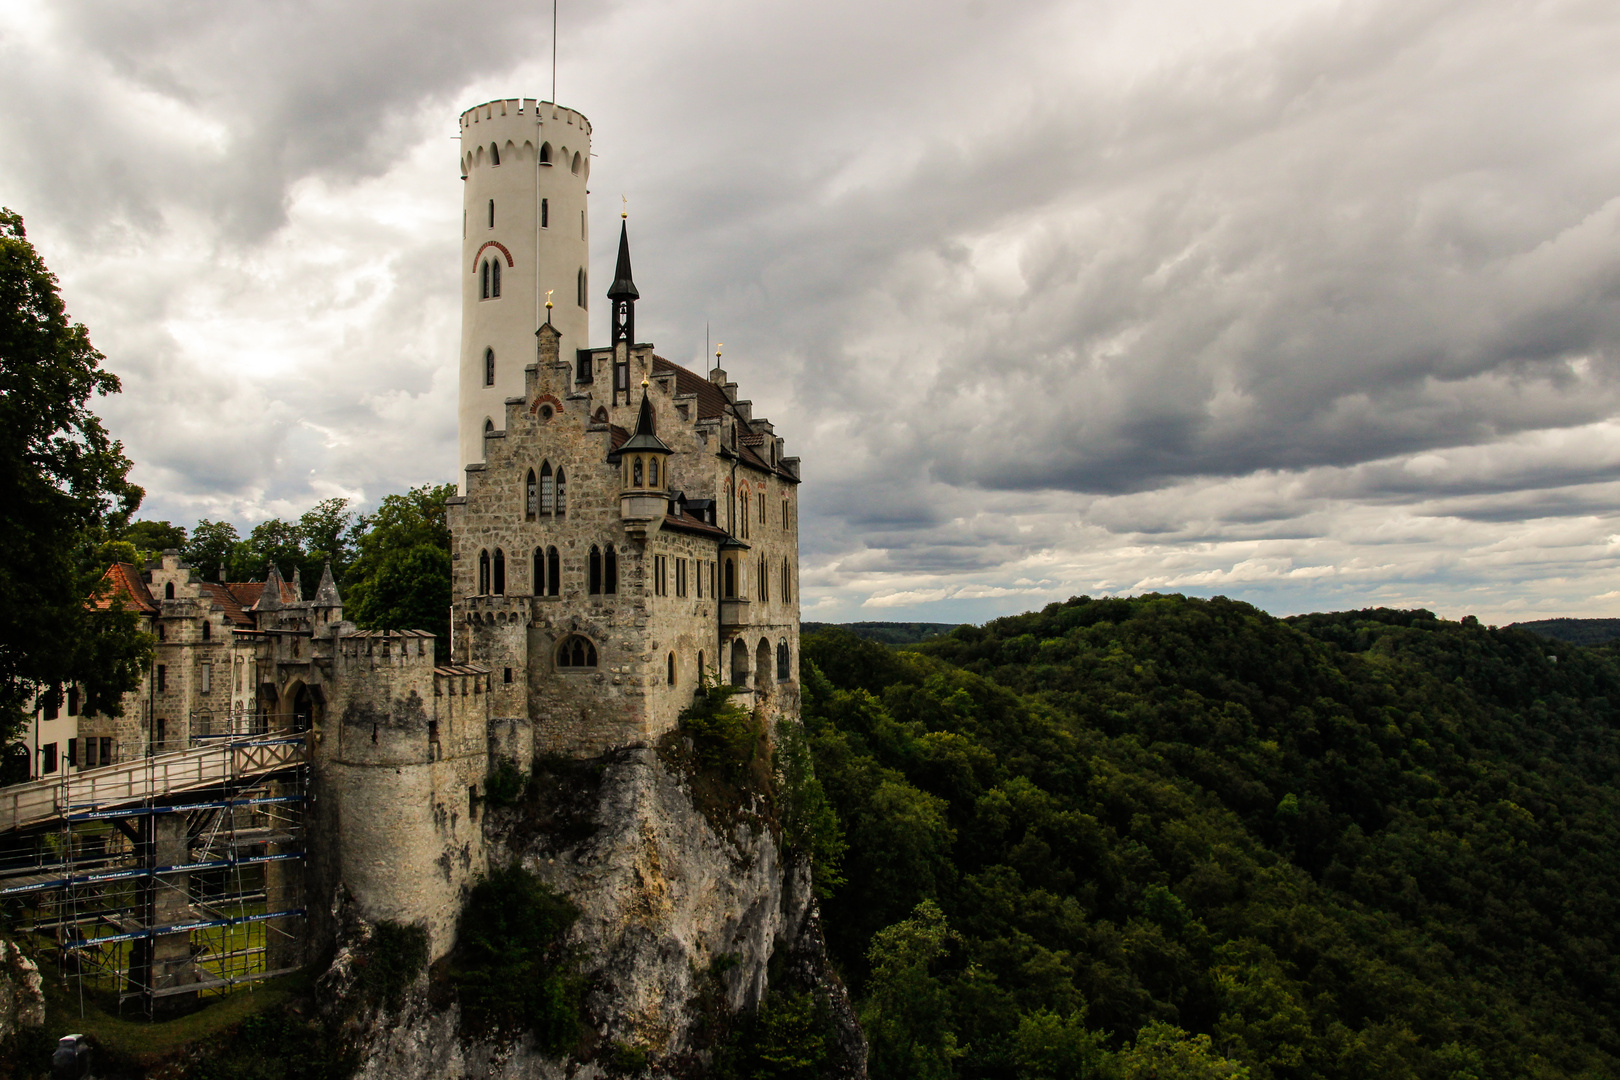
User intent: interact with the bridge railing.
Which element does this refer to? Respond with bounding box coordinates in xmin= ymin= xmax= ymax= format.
xmin=0 ymin=735 xmax=308 ymax=833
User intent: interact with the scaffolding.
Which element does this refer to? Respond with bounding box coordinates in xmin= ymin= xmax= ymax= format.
xmin=0 ymin=730 xmax=309 ymax=1017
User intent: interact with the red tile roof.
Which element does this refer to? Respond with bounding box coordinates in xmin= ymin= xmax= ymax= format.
xmin=226 ymin=580 xmax=299 ymax=610
xmin=663 ymin=509 xmax=731 ymax=540
xmin=94 ymin=562 xmax=156 ymax=613
xmin=653 ymin=355 xmax=731 ymax=420
xmin=200 ymin=582 xmax=253 ymax=626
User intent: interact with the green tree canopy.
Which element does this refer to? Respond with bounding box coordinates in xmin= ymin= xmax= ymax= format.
xmin=0 ymin=208 xmax=149 ymax=744
xmin=344 ymin=483 xmax=454 ymax=651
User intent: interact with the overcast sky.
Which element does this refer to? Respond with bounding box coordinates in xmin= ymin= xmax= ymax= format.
xmin=5 ymin=0 xmax=1620 ymax=625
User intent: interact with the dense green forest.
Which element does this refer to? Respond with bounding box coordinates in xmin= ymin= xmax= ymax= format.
xmin=1510 ymin=618 xmax=1620 ymax=646
xmin=801 ymin=595 xmax=1620 ymax=1079
xmin=802 ymin=622 xmax=964 ymax=645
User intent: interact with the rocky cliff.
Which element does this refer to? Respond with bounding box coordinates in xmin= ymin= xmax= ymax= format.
xmin=338 ymin=745 xmax=863 ymax=1079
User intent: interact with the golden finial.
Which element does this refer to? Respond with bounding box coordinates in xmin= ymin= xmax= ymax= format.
xmin=621 ymin=194 xmax=628 ymax=219
xmin=545 ymin=289 xmax=554 ymax=309
xmin=715 ymin=343 xmax=723 ymax=361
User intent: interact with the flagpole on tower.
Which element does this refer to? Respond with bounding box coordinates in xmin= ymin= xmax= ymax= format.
xmin=552 ymin=0 xmax=558 ymax=103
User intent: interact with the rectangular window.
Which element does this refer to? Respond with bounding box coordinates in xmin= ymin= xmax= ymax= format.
xmin=541 ymin=197 xmax=549 ymax=228
xmin=201 ymin=663 xmax=211 ymax=694
xmin=696 ymin=558 xmax=703 ymax=599
xmin=156 ymin=665 xmax=167 ymax=693
xmin=711 ymin=561 xmax=717 ymax=599
xmin=41 ymin=743 xmax=57 ymax=775
xmin=677 ymin=559 xmax=688 ymax=597
xmin=783 ymin=499 xmax=790 ymax=528
xmin=760 ymin=493 xmax=767 ymax=525
xmin=67 ymin=687 xmax=79 ymax=715
xmin=67 ymin=738 xmax=77 ymax=767
xmin=504 ymin=667 xmax=513 ymax=684
xmin=155 ymin=718 xmax=166 ymax=751
xmin=101 ymin=737 xmax=112 ymax=766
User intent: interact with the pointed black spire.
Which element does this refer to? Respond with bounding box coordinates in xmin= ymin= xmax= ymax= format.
xmin=608 ymin=220 xmax=639 ymax=301
xmin=620 ymin=386 xmax=673 ymax=455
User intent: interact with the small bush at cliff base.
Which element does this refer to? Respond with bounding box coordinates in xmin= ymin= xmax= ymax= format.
xmin=714 ymin=987 xmax=835 ymax=1080
xmin=352 ymin=920 xmax=428 ymax=1012
xmin=484 ymin=755 xmax=528 ymax=806
xmin=450 ymin=865 xmax=582 ymax=1048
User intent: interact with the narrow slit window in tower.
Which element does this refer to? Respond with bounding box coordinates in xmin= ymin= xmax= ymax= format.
xmin=481 ymin=260 xmax=490 ymax=299
xmin=485 ymin=348 xmax=496 ymax=386
xmin=541 ymin=198 xmax=549 ymax=228
xmin=488 ymin=198 xmax=495 ymax=227
xmin=605 ymin=545 xmax=618 ymax=594
xmin=546 ymin=546 xmax=560 ymax=597
xmin=479 ymin=550 xmax=491 ymax=595
xmin=491 ymin=258 xmax=501 ymax=297
xmin=577 ymin=267 xmax=586 ymax=308
xmin=572 ymin=151 xmax=581 ymax=174
xmin=667 ymin=652 xmax=676 ymax=684
xmin=490 ymin=143 xmax=500 ymax=166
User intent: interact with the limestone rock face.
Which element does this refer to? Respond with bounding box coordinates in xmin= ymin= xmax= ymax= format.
xmin=351 ymin=747 xmax=864 ymax=1079
xmin=0 ymin=939 xmax=45 ymax=1042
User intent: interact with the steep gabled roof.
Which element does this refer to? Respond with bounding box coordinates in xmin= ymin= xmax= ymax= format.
xmin=199 ymin=582 xmax=253 ymax=626
xmin=95 ymin=562 xmax=156 ymax=614
xmin=651 ymin=355 xmax=730 ymax=420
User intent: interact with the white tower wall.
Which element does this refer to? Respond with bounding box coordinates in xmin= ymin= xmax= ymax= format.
xmin=458 ymin=99 xmax=592 ymax=479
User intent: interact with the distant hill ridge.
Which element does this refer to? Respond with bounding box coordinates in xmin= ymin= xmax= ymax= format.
xmin=800 ymin=620 xmax=963 ymax=645
xmin=1509 ymin=617 xmax=1620 ymax=645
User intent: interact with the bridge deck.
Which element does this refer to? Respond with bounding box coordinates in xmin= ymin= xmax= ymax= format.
xmin=0 ymin=736 xmax=307 ymax=833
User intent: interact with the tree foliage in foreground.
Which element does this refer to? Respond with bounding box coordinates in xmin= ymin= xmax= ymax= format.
xmin=0 ymin=208 xmax=149 ymax=745
xmin=803 ymin=595 xmax=1620 ymax=1079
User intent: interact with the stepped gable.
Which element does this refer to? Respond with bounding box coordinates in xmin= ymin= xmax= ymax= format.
xmin=649 ymin=354 xmax=791 ymax=478
xmin=95 ymin=561 xmax=157 ymax=613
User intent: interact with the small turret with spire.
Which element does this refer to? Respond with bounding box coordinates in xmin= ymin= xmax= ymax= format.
xmin=616 ymin=376 xmax=674 ymax=530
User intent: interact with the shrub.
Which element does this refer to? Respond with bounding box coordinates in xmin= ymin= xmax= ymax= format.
xmin=450 ymin=865 xmax=582 ymax=1049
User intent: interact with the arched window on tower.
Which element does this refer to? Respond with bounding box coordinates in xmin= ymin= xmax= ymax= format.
xmin=485 ymin=348 xmax=496 ymax=386
xmin=539 ymin=461 xmax=554 ymax=515
xmin=555 ymin=467 xmax=566 ymax=517
xmin=533 ymin=547 xmax=545 ymax=596
xmin=604 ymin=545 xmax=618 ymax=594
xmin=491 ymin=258 xmax=501 ymax=297
xmin=490 ymin=143 xmax=500 ymax=166
xmin=632 ymin=457 xmax=643 ymax=487
xmin=589 ymin=545 xmax=602 ymax=594
xmin=667 ymin=652 xmax=676 ymax=684
xmin=739 ymin=491 xmax=750 ymax=539
xmin=546 ymin=546 xmax=560 ymax=596
xmin=493 ymin=549 xmax=506 ymax=595
xmin=541 ymin=198 xmax=549 ymax=228
xmin=526 ymin=469 xmax=537 ymax=520
xmin=484 ymin=418 xmax=495 ymax=436
xmin=164 ymin=582 xmax=175 ymax=600
xmin=577 ymin=268 xmax=586 ymax=308
xmin=777 ymin=640 xmax=791 ymax=682
xmin=478 ymin=550 xmax=491 ymax=595
xmin=571 ymin=151 xmax=582 ymax=174
xmin=649 ymin=458 xmax=659 ymax=488
xmin=481 ymin=260 xmax=490 ymax=299
xmin=540 ymin=142 xmax=552 ymax=165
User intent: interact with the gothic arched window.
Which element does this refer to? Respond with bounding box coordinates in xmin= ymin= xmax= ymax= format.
xmin=758 ymin=554 xmax=769 ymax=602
xmin=485 ymin=348 xmax=496 ymax=386
xmin=493 ymin=549 xmax=506 ymax=595
xmin=491 ymin=258 xmax=501 ymax=297
xmin=481 ymin=260 xmax=490 ymax=299
xmin=555 ymin=467 xmax=566 ymax=517
xmin=572 ymin=151 xmax=582 ymax=175
xmin=539 ymin=461 xmax=554 ymax=515
xmin=739 ymin=491 xmax=750 ymax=539
xmin=604 ymin=545 xmax=618 ymax=594
xmin=540 ymin=142 xmax=552 ymax=165
xmin=556 ymin=635 xmax=597 ymax=668
xmin=533 ymin=547 xmax=545 ymax=596
xmin=484 ymin=418 xmax=494 ymax=437
xmin=478 ymin=550 xmax=491 ymax=595
xmin=546 ymin=546 xmax=560 ymax=597
xmin=589 ymin=545 xmax=602 ymax=595
xmin=525 ymin=469 xmax=537 ymax=520
xmin=490 ymin=145 xmax=500 ymax=167
xmin=782 ymin=557 xmax=792 ymax=604
xmin=632 ymin=457 xmax=643 ymax=487
xmin=649 ymin=458 xmax=659 ymax=487
xmin=777 ymin=640 xmax=791 ymax=682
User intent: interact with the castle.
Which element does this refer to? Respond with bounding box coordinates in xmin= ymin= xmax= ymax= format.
xmin=21 ymin=97 xmax=803 ymax=973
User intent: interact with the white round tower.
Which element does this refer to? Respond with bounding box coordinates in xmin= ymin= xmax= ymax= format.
xmin=458 ymin=98 xmax=591 ymax=478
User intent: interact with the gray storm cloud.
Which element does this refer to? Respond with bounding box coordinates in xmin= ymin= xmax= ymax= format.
xmin=2 ymin=0 xmax=1619 ymax=622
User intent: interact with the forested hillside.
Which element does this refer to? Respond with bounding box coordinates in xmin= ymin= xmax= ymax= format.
xmin=801 ymin=595 xmax=1620 ymax=1079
